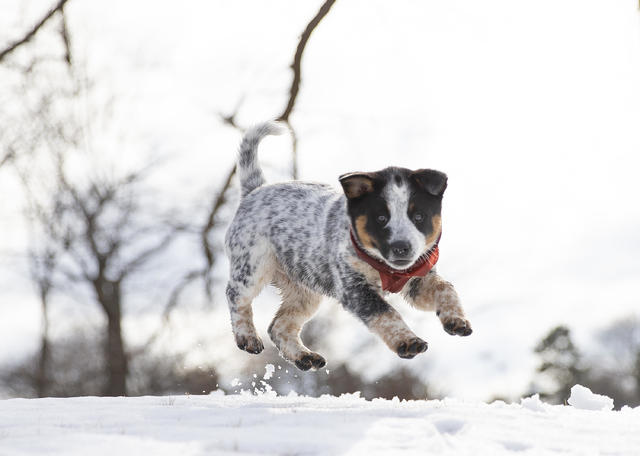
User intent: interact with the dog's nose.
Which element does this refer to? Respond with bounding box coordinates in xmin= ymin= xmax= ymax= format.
xmin=390 ymin=241 xmax=412 ymax=258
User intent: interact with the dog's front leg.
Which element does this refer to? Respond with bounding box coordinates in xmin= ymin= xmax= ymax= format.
xmin=403 ymin=271 xmax=472 ymax=337
xmin=342 ymin=283 xmax=428 ymax=359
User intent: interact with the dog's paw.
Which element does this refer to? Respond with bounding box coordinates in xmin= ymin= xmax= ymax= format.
xmin=294 ymin=352 xmax=326 ymax=371
xmin=396 ymin=337 xmax=428 ymax=359
xmin=235 ymin=334 xmax=264 ymax=354
xmin=440 ymin=314 xmax=473 ymax=336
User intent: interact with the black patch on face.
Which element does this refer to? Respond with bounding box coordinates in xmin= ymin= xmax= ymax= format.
xmin=355 ymin=196 xmax=391 ymax=251
xmin=339 ymin=170 xmax=391 ymax=255
xmin=408 ymin=169 xmax=446 ymax=242
xmin=407 ymin=187 xmax=442 ymax=241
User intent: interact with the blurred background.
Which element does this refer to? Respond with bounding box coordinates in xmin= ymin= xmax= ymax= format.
xmin=1 ymin=0 xmax=639 ymax=407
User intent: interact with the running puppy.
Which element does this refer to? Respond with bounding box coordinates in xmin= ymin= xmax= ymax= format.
xmin=225 ymin=122 xmax=472 ymax=371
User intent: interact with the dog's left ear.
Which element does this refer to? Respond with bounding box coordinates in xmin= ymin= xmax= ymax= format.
xmin=411 ymin=169 xmax=448 ymax=196
xmin=339 ymin=172 xmax=378 ymax=199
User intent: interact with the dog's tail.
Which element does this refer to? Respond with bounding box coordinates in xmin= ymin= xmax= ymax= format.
xmin=237 ymin=121 xmax=284 ymax=197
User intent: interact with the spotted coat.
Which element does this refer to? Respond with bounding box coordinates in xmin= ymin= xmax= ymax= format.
xmin=224 ymin=122 xmax=472 ymax=370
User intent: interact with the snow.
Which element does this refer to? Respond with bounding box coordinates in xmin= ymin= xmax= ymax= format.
xmin=1 ymin=388 xmax=639 ymax=455
xmin=520 ymin=393 xmax=548 ymax=413
xmin=568 ymin=384 xmax=615 ymax=411
xmin=263 ymin=364 xmax=275 ymax=381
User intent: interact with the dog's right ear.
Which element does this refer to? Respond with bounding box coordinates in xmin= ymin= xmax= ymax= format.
xmin=411 ymin=169 xmax=448 ymax=197
xmin=339 ymin=172 xmax=377 ymax=199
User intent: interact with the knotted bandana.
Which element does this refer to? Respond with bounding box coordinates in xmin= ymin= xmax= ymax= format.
xmin=350 ymin=230 xmax=440 ymax=293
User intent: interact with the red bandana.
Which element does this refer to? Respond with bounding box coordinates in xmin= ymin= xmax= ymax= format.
xmin=350 ymin=230 xmax=440 ymax=293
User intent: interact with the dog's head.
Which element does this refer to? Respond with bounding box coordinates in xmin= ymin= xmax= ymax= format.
xmin=339 ymin=166 xmax=447 ymax=270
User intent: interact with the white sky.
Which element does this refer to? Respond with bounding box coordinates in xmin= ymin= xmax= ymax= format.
xmin=1 ymin=0 xmax=639 ymax=400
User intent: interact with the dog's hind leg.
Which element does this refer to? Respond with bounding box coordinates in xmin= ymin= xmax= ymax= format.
xmin=268 ymin=272 xmax=325 ymax=371
xmin=225 ymin=247 xmax=275 ymax=354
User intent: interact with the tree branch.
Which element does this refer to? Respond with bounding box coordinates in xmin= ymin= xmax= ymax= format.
xmin=277 ymin=0 xmax=336 ymax=179
xmin=0 ymin=148 xmax=15 ymax=168
xmin=202 ymin=164 xmax=236 ymax=272
xmin=218 ymin=111 xmax=243 ymax=132
xmin=277 ymin=0 xmax=336 ymax=123
xmin=0 ymin=0 xmax=71 ymax=63
xmin=59 ymin=6 xmax=72 ymax=67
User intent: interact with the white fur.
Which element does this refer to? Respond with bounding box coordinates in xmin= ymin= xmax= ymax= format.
xmin=383 ymin=182 xmax=427 ymax=268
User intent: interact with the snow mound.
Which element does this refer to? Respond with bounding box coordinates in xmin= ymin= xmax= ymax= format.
xmin=567 ymin=384 xmax=614 ymax=411
xmin=520 ymin=393 xmax=547 ymax=412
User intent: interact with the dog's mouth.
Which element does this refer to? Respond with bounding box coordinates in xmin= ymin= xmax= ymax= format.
xmin=387 ymin=258 xmax=413 ymax=269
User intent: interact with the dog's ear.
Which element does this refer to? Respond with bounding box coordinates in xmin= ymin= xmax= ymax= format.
xmin=411 ymin=169 xmax=448 ymax=196
xmin=339 ymin=172 xmax=378 ymax=199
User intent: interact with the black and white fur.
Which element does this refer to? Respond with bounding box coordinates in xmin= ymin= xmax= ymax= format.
xmin=225 ymin=122 xmax=472 ymax=371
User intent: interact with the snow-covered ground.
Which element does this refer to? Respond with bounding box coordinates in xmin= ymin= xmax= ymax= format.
xmin=1 ymin=386 xmax=638 ymax=455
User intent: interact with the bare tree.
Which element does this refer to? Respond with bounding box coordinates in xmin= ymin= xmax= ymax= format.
xmin=27 ymin=244 xmax=56 ymax=397
xmin=13 ymin=140 xmax=188 ymax=396
xmin=1 ymin=0 xmax=74 ymax=397
xmin=2 ymin=0 xmax=193 ymax=395
xmin=39 ymin=159 xmax=185 ymax=395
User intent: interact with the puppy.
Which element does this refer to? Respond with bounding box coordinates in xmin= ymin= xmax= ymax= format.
xmin=225 ymin=122 xmax=472 ymax=371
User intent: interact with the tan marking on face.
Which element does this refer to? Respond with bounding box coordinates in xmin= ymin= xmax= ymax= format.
xmin=355 ymin=215 xmax=377 ymax=250
xmin=425 ymin=215 xmax=442 ymax=246
xmin=367 ymin=309 xmax=416 ymax=350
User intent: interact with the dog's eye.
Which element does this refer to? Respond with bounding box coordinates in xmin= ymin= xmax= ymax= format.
xmin=413 ymin=213 xmax=424 ymax=222
xmin=376 ymin=215 xmax=388 ymax=225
